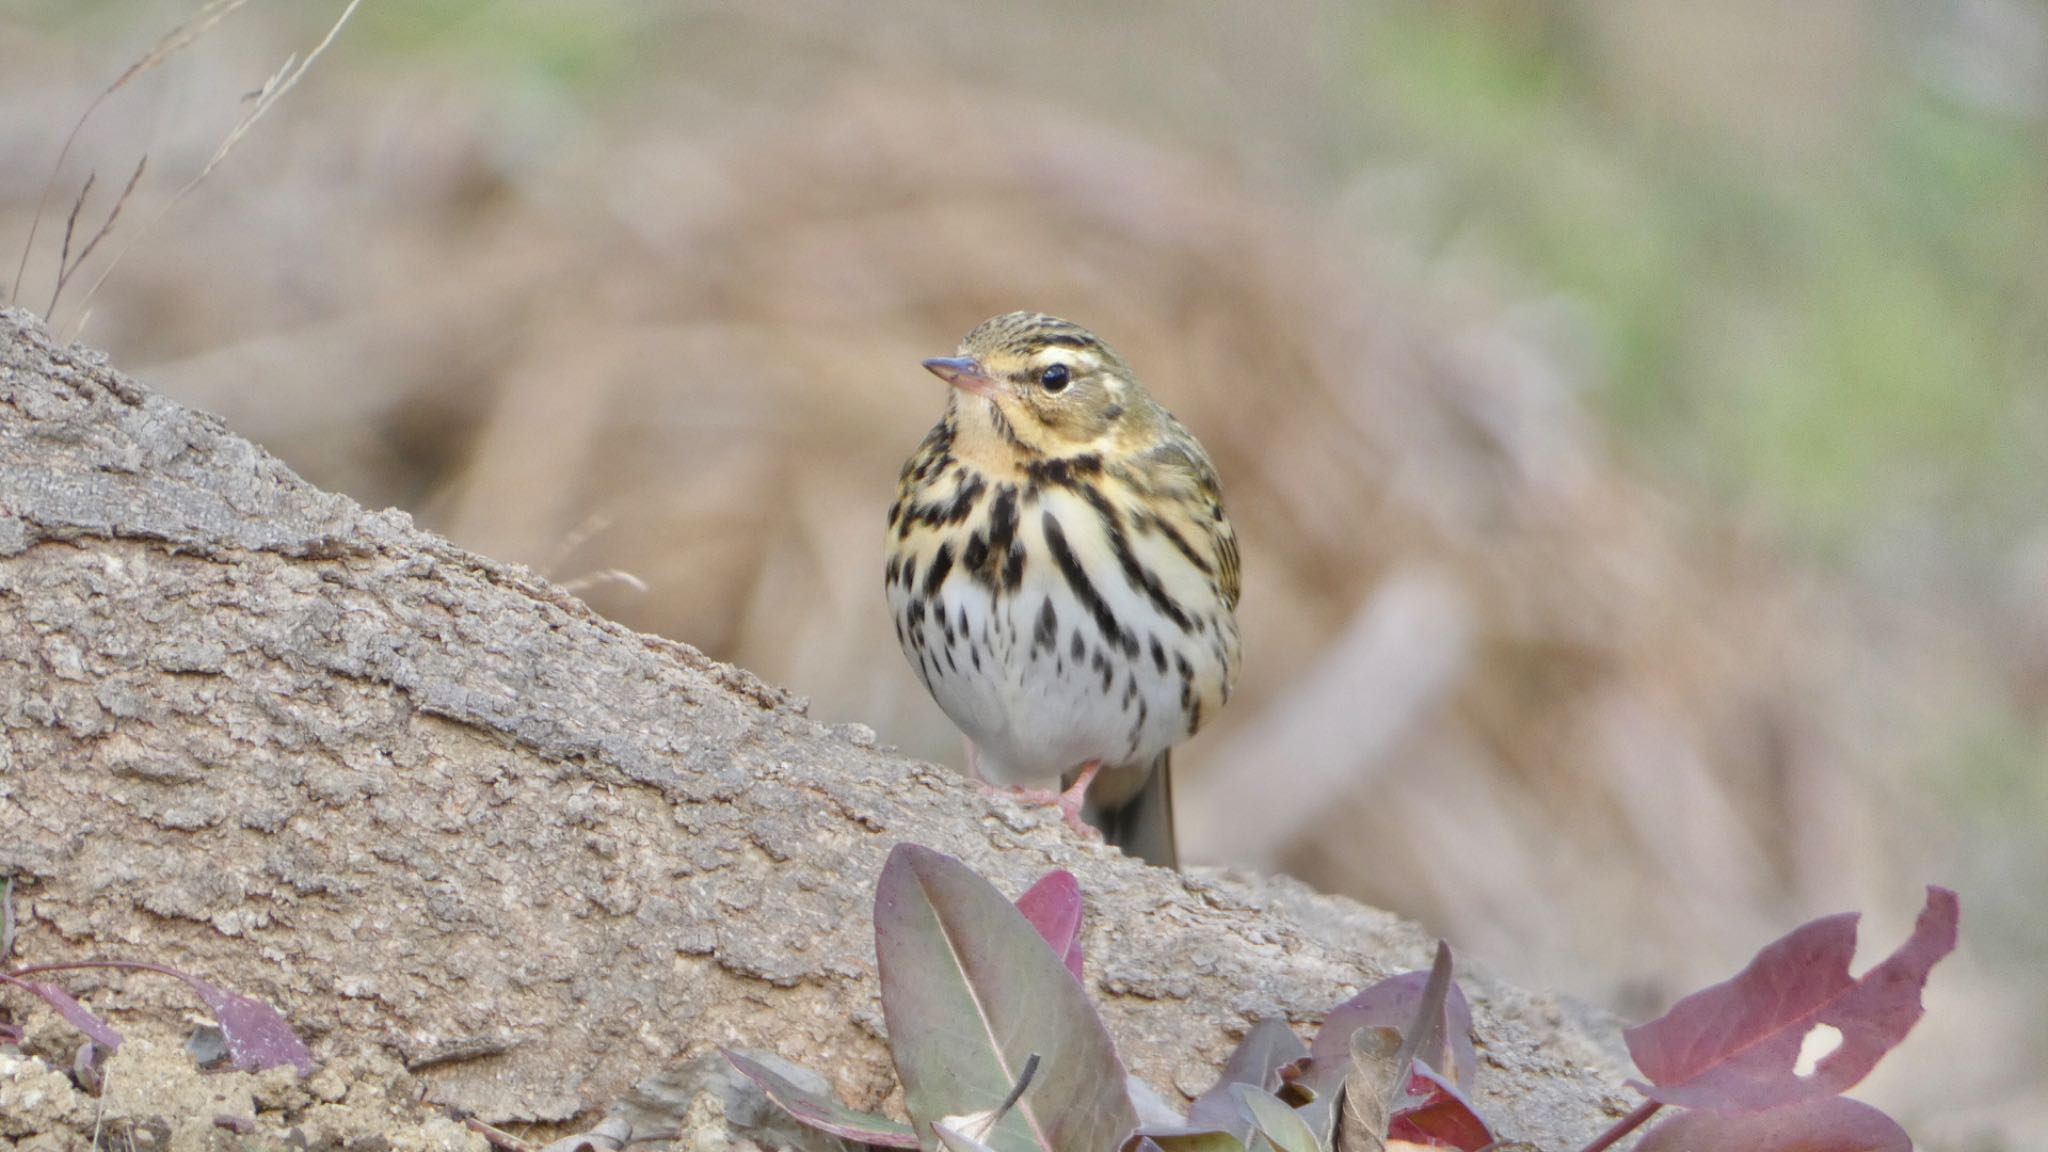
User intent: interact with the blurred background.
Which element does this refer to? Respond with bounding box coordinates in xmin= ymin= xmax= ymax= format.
xmin=4 ymin=1 xmax=2043 ymax=1145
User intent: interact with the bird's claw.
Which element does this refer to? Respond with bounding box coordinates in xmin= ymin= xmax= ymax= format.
xmin=976 ymin=761 xmax=1103 ymax=841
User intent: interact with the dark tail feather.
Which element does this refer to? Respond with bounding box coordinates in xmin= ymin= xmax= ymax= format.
xmin=1094 ymin=753 xmax=1177 ymax=870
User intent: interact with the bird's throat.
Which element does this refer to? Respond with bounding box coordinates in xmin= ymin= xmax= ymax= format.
xmin=946 ymin=392 xmax=1042 ymax=475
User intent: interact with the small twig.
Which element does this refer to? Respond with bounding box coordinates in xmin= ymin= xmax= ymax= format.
xmin=547 ymin=512 xmax=616 ymax=574
xmin=557 ymin=568 xmax=651 ymax=596
xmin=990 ymin=1052 xmax=1042 ymax=1127
xmin=465 ymin=1116 xmax=537 ymax=1152
xmin=8 ymin=957 xmax=190 ymax=980
xmin=1 ymin=875 xmax=16 ymax=962
xmin=90 ymin=1057 xmax=112 ymax=1149
xmin=946 ymin=1053 xmax=1042 ymax=1143
xmin=549 ymin=513 xmax=651 ymax=597
xmin=1575 ymin=1099 xmax=1662 ymax=1152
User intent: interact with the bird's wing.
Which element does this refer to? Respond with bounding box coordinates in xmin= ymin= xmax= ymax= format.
xmin=1141 ymin=430 xmax=1240 ymax=611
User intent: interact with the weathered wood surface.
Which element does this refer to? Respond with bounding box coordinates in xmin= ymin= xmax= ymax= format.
xmin=0 ymin=308 xmax=1628 ymax=1142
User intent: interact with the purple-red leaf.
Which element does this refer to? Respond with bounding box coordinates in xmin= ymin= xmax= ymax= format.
xmin=184 ymin=976 xmax=315 ymax=1076
xmin=1 ymin=976 xmax=124 ymax=1050
xmin=1385 ymin=1064 xmax=1492 ymax=1151
xmin=724 ymin=1049 xmax=921 ymax=1148
xmin=1633 ymin=1096 xmax=1911 ymax=1152
xmin=6 ymin=960 xmax=313 ymax=1076
xmin=1187 ymin=1018 xmax=1308 ymax=1137
xmin=1300 ymin=942 xmax=1474 ymax=1143
xmin=1310 ymin=952 xmax=1478 ymax=1093
xmin=1625 ymin=887 xmax=1958 ymax=1112
xmin=876 ymin=845 xmax=1136 ymax=1152
xmin=1014 ymin=871 xmax=1085 ymax=984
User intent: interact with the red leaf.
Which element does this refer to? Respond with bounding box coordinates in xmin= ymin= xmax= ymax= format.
xmin=724 ymin=1049 xmax=920 ymax=1148
xmin=5 ymin=961 xmax=311 ymax=1076
xmin=1633 ymin=1096 xmax=1911 ymax=1152
xmin=1186 ymin=1018 xmax=1308 ymax=1136
xmin=184 ymin=977 xmax=315 ymax=1076
xmin=1296 ymin=943 xmax=1476 ymax=1146
xmin=1014 ymin=870 xmax=1085 ymax=983
xmin=875 ymin=845 xmax=1136 ymax=1152
xmin=1307 ymin=959 xmax=1479 ymax=1092
xmin=1625 ymin=886 xmax=1958 ymax=1112
xmin=2 ymin=977 xmax=124 ymax=1051
xmin=1386 ymin=1064 xmax=1493 ymax=1151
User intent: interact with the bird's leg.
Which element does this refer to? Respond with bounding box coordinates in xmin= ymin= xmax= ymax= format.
xmin=963 ymin=750 xmax=1104 ymax=841
xmin=991 ymin=763 xmax=1104 ymax=839
xmin=1052 ymin=761 xmax=1102 ymax=837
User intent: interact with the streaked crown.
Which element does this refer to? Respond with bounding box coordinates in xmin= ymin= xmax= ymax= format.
xmin=927 ymin=312 xmax=1159 ymax=455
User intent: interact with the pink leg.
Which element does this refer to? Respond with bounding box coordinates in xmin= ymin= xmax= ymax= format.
xmin=1052 ymin=761 xmax=1102 ymax=836
xmin=965 ymin=754 xmax=1104 ymax=841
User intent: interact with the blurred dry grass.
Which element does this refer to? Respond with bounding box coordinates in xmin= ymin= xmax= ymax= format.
xmin=4 ymin=1 xmax=2044 ymax=1145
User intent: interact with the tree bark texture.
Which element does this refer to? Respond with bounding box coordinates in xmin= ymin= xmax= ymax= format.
xmin=0 ymin=309 xmax=1629 ymax=1142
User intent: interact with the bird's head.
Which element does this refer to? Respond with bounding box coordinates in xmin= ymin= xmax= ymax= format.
xmin=924 ymin=312 xmax=1156 ymax=456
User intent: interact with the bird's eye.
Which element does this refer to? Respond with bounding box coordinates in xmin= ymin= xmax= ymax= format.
xmin=1039 ymin=363 xmax=1071 ymax=392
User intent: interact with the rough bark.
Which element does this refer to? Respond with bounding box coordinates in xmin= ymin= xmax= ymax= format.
xmin=0 ymin=308 xmax=1631 ymax=1144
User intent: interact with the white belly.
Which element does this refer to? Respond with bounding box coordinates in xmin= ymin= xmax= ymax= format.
xmin=888 ymin=484 xmax=1230 ymax=789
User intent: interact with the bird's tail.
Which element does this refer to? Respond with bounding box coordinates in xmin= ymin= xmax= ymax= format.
xmin=1090 ymin=752 xmax=1177 ymax=870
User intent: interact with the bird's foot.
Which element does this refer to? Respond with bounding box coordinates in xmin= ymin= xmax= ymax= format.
xmin=975 ymin=762 xmax=1103 ymax=840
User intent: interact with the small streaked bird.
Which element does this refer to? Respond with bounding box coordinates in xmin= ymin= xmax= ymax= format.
xmin=885 ymin=312 xmax=1242 ymax=868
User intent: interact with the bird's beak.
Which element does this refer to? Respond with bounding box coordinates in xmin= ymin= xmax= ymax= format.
xmin=922 ymin=356 xmax=995 ymax=397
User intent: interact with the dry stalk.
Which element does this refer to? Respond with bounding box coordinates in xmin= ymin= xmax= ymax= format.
xmin=10 ymin=0 xmax=254 ymax=308
xmin=558 ymin=569 xmax=653 ymax=597
xmin=68 ymin=0 xmax=367 ymax=339
xmin=50 ymin=170 xmax=94 ymax=314
xmin=47 ymin=158 xmax=147 ymax=318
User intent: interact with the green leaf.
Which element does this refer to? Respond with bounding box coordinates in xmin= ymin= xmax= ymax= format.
xmin=1131 ymin=1134 xmax=1248 ymax=1152
xmin=724 ymin=1049 xmax=919 ymax=1148
xmin=1233 ymin=1084 xmax=1323 ymax=1152
xmin=876 ymin=845 xmax=1138 ymax=1152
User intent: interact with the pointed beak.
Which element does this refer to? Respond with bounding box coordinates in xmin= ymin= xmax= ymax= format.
xmin=922 ymin=356 xmax=995 ymax=397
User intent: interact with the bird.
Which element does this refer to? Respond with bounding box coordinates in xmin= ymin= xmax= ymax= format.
xmin=885 ymin=312 xmax=1242 ymax=868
